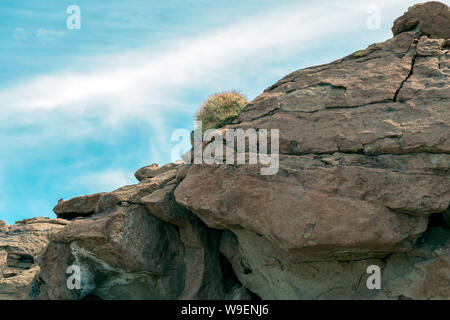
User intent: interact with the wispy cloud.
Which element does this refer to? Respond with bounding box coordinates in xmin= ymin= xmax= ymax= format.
xmin=2 ymin=0 xmax=417 ymax=118
xmin=0 ymin=1 xmax=390 ymax=120
xmin=0 ymin=0 xmax=417 ymax=167
xmin=73 ymin=169 xmax=136 ymax=193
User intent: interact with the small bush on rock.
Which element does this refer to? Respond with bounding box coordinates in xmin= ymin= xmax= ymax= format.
xmin=196 ymin=91 xmax=248 ymax=130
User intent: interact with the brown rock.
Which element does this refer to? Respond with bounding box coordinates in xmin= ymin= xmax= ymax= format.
xmin=134 ymin=161 xmax=184 ymax=182
xmin=53 ymin=193 xmax=106 ymax=220
xmin=0 ymin=218 xmax=68 ymax=300
xmin=392 ymin=1 xmax=450 ymax=39
xmin=173 ymin=2 xmax=450 ymax=299
xmin=175 ymin=4 xmax=450 ymax=260
xmin=36 ymin=204 xmax=186 ymax=300
xmin=134 ymin=163 xmax=159 ymax=181
xmin=175 ymin=162 xmax=441 ymax=257
xmin=0 ymin=250 xmax=6 ymax=274
xmin=35 ymin=162 xmax=240 ymax=300
xmin=220 ymin=225 xmax=450 ymax=299
xmin=141 ymin=184 xmax=228 ymax=300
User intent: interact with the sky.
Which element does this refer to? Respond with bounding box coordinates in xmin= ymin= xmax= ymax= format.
xmin=0 ymin=0 xmax=432 ymax=224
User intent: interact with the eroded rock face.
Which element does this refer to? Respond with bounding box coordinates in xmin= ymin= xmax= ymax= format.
xmin=37 ymin=204 xmax=186 ymax=300
xmin=219 ymin=222 xmax=450 ymax=300
xmin=34 ymin=162 xmax=247 ymax=300
xmin=175 ymin=25 xmax=449 ymax=260
xmin=174 ymin=1 xmax=450 ymax=299
xmin=0 ymin=218 xmax=68 ymax=300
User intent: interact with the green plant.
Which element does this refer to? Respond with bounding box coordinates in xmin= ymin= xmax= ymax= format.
xmin=196 ymin=91 xmax=248 ymax=130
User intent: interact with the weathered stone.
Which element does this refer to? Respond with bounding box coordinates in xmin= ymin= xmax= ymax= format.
xmin=54 ymin=193 xmax=106 ymax=220
xmin=175 ymin=159 xmax=449 ymax=256
xmin=134 ymin=163 xmax=159 ymax=181
xmin=174 ymin=1 xmax=450 ymax=299
xmin=0 ymin=218 xmax=68 ymax=300
xmin=35 ymin=162 xmax=240 ymax=300
xmin=0 ymin=250 xmax=6 ymax=274
xmin=36 ymin=203 xmax=186 ymax=300
xmin=97 ymin=168 xmax=180 ymax=212
xmin=392 ymin=1 xmax=450 ymax=39
xmin=141 ymin=183 xmax=229 ymax=300
xmin=220 ymin=223 xmax=450 ymax=299
xmin=134 ymin=161 xmax=185 ymax=182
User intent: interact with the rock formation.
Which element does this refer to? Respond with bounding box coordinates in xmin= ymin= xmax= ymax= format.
xmin=0 ymin=218 xmax=68 ymax=299
xmin=34 ymin=163 xmax=250 ymax=300
xmin=1 ymin=1 xmax=448 ymax=300
xmin=175 ymin=1 xmax=450 ymax=299
xmin=54 ymin=193 xmax=107 ymax=220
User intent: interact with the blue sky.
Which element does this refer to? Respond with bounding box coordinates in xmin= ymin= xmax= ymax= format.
xmin=0 ymin=0 xmax=427 ymax=224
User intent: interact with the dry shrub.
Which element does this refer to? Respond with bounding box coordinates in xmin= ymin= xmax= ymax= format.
xmin=196 ymin=91 xmax=247 ymax=130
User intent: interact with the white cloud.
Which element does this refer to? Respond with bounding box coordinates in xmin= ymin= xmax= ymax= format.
xmin=73 ymin=169 xmax=136 ymax=193
xmin=0 ymin=0 xmax=417 ymax=152
xmin=0 ymin=2 xmax=388 ymax=116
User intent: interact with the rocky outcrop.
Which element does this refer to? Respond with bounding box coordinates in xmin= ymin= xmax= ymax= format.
xmin=392 ymin=1 xmax=449 ymax=39
xmin=175 ymin=1 xmax=450 ymax=299
xmin=134 ymin=162 xmax=182 ymax=182
xmin=0 ymin=218 xmax=68 ymax=300
xmin=34 ymin=162 xmax=249 ymax=300
xmin=3 ymin=1 xmax=448 ymax=300
xmin=54 ymin=193 xmax=106 ymax=220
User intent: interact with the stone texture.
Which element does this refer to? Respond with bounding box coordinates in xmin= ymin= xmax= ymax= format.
xmin=54 ymin=193 xmax=106 ymax=220
xmin=174 ymin=1 xmax=450 ymax=299
xmin=141 ymin=183 xmax=227 ymax=300
xmin=220 ymin=224 xmax=450 ymax=299
xmin=392 ymin=1 xmax=450 ymax=39
xmin=36 ymin=203 xmax=186 ymax=300
xmin=175 ymin=161 xmax=445 ymax=256
xmin=134 ymin=161 xmax=184 ymax=182
xmin=0 ymin=218 xmax=68 ymax=300
xmin=34 ymin=162 xmax=244 ymax=300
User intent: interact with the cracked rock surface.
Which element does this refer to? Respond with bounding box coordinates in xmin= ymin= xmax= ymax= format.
xmin=175 ymin=1 xmax=450 ymax=299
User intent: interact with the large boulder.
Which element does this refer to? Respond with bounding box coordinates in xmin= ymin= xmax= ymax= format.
xmin=53 ymin=193 xmax=106 ymax=220
xmin=174 ymin=1 xmax=450 ymax=299
xmin=392 ymin=1 xmax=450 ymax=39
